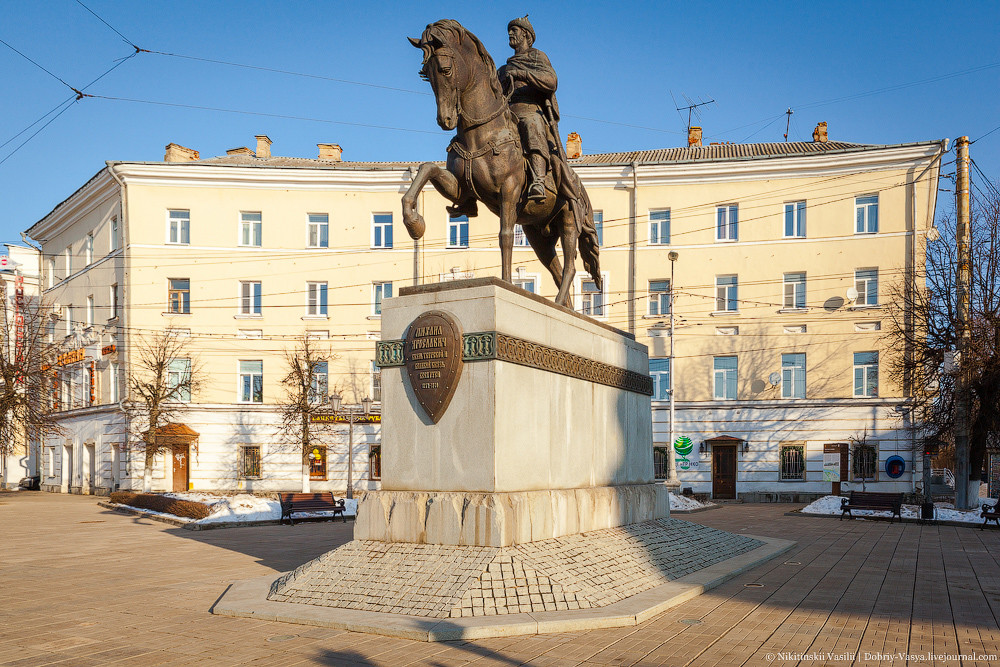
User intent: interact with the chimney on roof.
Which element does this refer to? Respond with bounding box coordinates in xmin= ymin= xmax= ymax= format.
xmin=226 ymin=147 xmax=254 ymax=156
xmin=812 ymin=122 xmax=828 ymax=143
xmin=255 ymin=135 xmax=272 ymax=158
xmin=688 ymin=126 xmax=702 ymax=148
xmin=318 ymin=143 xmax=343 ymax=161
xmin=164 ymin=143 xmax=199 ymax=162
xmin=566 ymin=132 xmax=582 ymax=159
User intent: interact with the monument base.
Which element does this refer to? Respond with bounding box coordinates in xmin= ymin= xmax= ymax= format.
xmin=354 ymin=484 xmax=669 ymax=547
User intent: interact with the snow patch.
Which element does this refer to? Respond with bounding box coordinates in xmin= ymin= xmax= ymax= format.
xmin=669 ymin=492 xmax=713 ymax=511
xmin=801 ymin=494 xmax=989 ymax=524
xmin=117 ymin=492 xmax=358 ymax=525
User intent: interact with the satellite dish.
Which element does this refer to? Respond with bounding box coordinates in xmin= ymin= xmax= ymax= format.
xmin=846 ymin=286 xmax=859 ymax=302
xmin=768 ymin=372 xmax=781 ymax=386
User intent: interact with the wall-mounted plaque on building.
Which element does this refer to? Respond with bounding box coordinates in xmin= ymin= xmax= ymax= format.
xmin=404 ymin=310 xmax=464 ymax=423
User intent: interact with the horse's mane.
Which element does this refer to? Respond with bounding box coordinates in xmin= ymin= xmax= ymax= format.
xmin=421 ymin=19 xmax=504 ymax=98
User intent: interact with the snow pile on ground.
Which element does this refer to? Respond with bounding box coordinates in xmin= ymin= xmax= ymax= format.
xmin=118 ymin=492 xmax=358 ymax=525
xmin=801 ymin=495 xmax=989 ymax=524
xmin=669 ymin=492 xmax=713 ymax=511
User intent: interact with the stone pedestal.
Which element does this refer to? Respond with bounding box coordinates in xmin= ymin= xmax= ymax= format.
xmin=356 ymin=278 xmax=668 ymax=546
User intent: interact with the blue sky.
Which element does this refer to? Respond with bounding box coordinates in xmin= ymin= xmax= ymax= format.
xmin=2 ymin=1 xmax=998 ymax=243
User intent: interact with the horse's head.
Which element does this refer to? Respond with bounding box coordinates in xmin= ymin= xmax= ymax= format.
xmin=409 ymin=20 xmax=484 ymax=131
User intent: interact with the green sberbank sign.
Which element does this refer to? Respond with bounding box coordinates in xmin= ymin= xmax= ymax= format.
xmin=673 ymin=436 xmax=693 ymax=456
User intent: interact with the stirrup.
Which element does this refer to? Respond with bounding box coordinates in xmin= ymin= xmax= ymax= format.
xmin=527 ymin=181 xmax=546 ymax=202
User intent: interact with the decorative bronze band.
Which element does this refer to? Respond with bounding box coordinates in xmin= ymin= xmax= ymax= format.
xmin=377 ymin=332 xmax=652 ymax=396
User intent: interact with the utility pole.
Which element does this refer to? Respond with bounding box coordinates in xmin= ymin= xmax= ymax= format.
xmin=954 ymin=136 xmax=972 ymax=509
xmin=666 ymin=251 xmax=680 ymax=489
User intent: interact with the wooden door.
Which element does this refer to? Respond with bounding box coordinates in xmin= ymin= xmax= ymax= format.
xmin=712 ymin=445 xmax=737 ymax=499
xmin=172 ymin=445 xmax=189 ymax=492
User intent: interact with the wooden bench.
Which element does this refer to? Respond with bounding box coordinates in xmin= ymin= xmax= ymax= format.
xmin=840 ymin=491 xmax=904 ymax=523
xmin=278 ymin=492 xmax=346 ymax=525
xmin=981 ymin=501 xmax=1000 ymax=529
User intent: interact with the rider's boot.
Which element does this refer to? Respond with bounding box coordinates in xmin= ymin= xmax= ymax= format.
xmin=527 ymin=153 xmax=547 ymax=202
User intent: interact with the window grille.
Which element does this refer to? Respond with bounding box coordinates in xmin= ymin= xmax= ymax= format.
xmin=853 ymin=444 xmax=877 ymax=480
xmin=780 ymin=445 xmax=805 ymax=480
xmin=239 ymin=445 xmax=262 ymax=478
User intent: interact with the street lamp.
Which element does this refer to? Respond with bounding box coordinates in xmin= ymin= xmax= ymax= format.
xmin=666 ymin=251 xmax=680 ymax=488
xmin=329 ymin=393 xmax=373 ymax=500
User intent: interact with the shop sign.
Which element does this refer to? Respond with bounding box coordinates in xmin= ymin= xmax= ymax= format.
xmin=102 ymin=344 xmax=117 ymax=356
xmin=57 ymin=348 xmax=85 ymax=366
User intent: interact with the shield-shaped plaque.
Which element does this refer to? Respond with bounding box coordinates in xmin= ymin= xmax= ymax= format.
xmin=404 ymin=310 xmax=464 ymax=423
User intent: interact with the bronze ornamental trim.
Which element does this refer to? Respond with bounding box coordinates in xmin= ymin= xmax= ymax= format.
xmin=377 ymin=331 xmax=653 ymax=396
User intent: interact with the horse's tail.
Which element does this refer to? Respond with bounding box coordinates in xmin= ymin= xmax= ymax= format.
xmin=576 ymin=188 xmax=602 ymax=291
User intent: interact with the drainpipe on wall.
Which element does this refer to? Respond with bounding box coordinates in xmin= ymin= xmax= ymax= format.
xmin=106 ymin=163 xmax=131 ymax=488
xmin=628 ymin=162 xmax=638 ymax=336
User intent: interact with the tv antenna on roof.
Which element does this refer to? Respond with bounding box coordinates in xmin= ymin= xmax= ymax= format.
xmin=783 ymin=108 xmax=794 ymax=142
xmin=675 ymin=94 xmax=716 ymax=135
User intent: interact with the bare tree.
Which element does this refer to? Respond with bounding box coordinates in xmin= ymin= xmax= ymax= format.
xmin=124 ymin=330 xmax=203 ymax=492
xmin=0 ymin=289 xmax=60 ymax=482
xmin=278 ymin=334 xmax=336 ymax=492
xmin=885 ymin=185 xmax=1000 ymax=506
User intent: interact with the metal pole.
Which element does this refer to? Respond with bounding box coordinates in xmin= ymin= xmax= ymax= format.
xmin=954 ymin=136 xmax=971 ymax=509
xmin=667 ymin=252 xmax=679 ymax=488
xmin=346 ymin=406 xmax=354 ymax=500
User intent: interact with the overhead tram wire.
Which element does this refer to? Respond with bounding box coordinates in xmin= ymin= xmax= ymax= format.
xmin=969 ymin=159 xmax=1000 ymax=199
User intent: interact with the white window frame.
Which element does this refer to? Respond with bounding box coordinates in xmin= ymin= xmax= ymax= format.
xmin=648 ymin=279 xmax=670 ymax=317
xmin=373 ymin=281 xmax=393 ymax=316
xmin=372 ymin=213 xmax=393 ymax=249
xmin=64 ymin=246 xmax=72 ymax=276
xmin=649 ymin=358 xmax=670 ymax=401
xmin=47 ymin=257 xmax=55 ymax=288
xmin=447 ymin=216 xmax=469 ymax=249
xmin=167 ymin=358 xmax=192 ymax=403
xmin=64 ymin=305 xmax=73 ymax=336
xmin=110 ymin=216 xmax=119 ymax=252
xmin=371 ymin=360 xmax=382 ymax=402
xmin=167 ymin=210 xmax=190 ymax=245
xmin=854 ymin=268 xmax=879 ymax=307
xmin=307 ymin=213 xmax=329 ymax=248
xmin=239 ymin=281 xmax=262 ymax=316
xmin=649 ymin=209 xmax=670 ymax=245
xmin=853 ymin=351 xmax=879 ymax=397
xmin=715 ymin=275 xmax=738 ymax=313
xmin=86 ymin=233 xmax=94 ymax=265
xmin=86 ymin=296 xmax=94 ymax=328
xmin=716 ymin=204 xmax=738 ymax=242
xmin=238 ymin=360 xmax=264 ymax=404
xmin=593 ymin=210 xmax=604 ymax=247
xmin=512 ymin=272 xmax=541 ymax=294
xmin=713 ymin=356 xmax=738 ymax=400
xmin=309 ymin=361 xmax=328 ymax=405
xmin=513 ymin=224 xmax=531 ymax=247
xmin=110 ymin=284 xmax=119 ymax=320
xmin=783 ymin=272 xmax=806 ymax=310
xmin=109 ymin=362 xmax=119 ymax=403
xmin=784 ymin=201 xmax=806 ymax=238
xmin=781 ymin=353 xmax=806 ymax=399
xmin=306 ymin=281 xmax=328 ymax=317
xmin=239 ymin=211 xmax=262 ymax=247
xmin=855 ymin=194 xmax=879 ymax=234
xmin=575 ymin=272 xmax=610 ymax=319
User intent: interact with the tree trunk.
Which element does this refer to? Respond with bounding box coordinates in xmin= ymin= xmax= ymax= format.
xmin=143 ymin=449 xmax=153 ymax=492
xmin=302 ymin=463 xmax=311 ymax=493
xmin=301 ymin=414 xmax=310 ymax=492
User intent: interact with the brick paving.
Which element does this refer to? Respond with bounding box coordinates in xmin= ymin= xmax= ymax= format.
xmin=268 ymin=520 xmax=761 ymax=618
xmin=1 ymin=492 xmax=998 ymax=666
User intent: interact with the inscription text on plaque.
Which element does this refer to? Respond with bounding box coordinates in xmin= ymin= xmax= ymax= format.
xmin=404 ymin=310 xmax=464 ymax=423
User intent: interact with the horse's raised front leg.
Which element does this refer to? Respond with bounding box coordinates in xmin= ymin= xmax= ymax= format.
xmin=498 ymin=177 xmax=520 ymax=283
xmin=554 ymin=203 xmax=579 ymax=307
xmin=401 ymin=162 xmax=462 ymax=240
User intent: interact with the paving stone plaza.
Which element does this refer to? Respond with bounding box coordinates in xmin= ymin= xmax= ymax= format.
xmin=3 ymin=492 xmax=999 ymax=666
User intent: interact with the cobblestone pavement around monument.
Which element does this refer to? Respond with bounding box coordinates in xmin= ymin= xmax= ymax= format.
xmin=2 ymin=492 xmax=999 ymax=666
xmin=268 ymin=520 xmax=762 ymax=618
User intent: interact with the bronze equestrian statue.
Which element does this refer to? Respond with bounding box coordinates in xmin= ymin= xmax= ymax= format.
xmin=402 ymin=18 xmax=601 ymax=308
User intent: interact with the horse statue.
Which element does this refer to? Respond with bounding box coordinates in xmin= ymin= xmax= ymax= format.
xmin=401 ymin=19 xmax=601 ymax=307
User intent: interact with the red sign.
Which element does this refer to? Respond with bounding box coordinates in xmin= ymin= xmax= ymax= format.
xmin=102 ymin=344 xmax=117 ymax=356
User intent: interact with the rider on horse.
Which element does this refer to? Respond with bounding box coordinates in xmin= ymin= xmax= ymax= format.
xmin=497 ymin=16 xmax=558 ymax=204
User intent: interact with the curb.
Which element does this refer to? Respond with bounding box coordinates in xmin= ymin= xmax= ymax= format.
xmin=97 ymin=501 xmax=355 ymax=531
xmin=670 ymin=503 xmax=721 ymax=514
xmin=785 ymin=509 xmax=994 ymax=530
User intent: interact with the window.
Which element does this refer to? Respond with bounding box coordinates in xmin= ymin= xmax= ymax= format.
xmin=64 ymin=305 xmax=73 ymax=336
xmin=779 ymin=444 xmax=806 ymax=480
xmin=167 ymin=279 xmax=190 ymax=314
xmin=167 ymin=359 xmax=192 ymax=402
xmin=306 ymin=282 xmax=328 ymax=316
xmin=781 ymin=353 xmax=806 ymax=399
xmin=713 ymin=356 xmax=737 ymax=400
xmin=853 ymin=352 xmax=878 ymax=397
xmin=593 ymin=210 xmax=603 ymax=247
xmin=373 ymin=281 xmax=392 ymax=315
xmin=309 ymin=362 xmax=328 ymax=404
xmin=513 ymin=276 xmax=536 ymax=293
xmin=109 ymin=362 xmax=119 ymax=403
xmin=649 ymin=209 xmax=670 ymax=245
xmin=307 ymin=213 xmax=329 ymax=248
xmin=448 ymin=215 xmax=469 ymax=248
xmin=369 ymin=445 xmax=382 ymax=481
xmin=111 ymin=216 xmax=119 ymax=252
xmin=653 ymin=447 xmax=669 ymax=480
xmin=86 ymin=296 xmax=94 ymax=327
xmin=239 ymin=360 xmax=263 ymax=403
xmin=86 ymin=233 xmax=94 ymax=265
xmin=240 ymin=281 xmax=262 ymax=315
xmin=855 ymin=195 xmax=878 ymax=234
xmin=110 ymin=284 xmax=119 ymax=319
xmin=513 ymin=224 xmax=530 ymax=246
xmin=650 ymin=358 xmax=670 ymax=400
xmin=855 ymin=269 xmax=878 ymax=306
xmin=852 ymin=443 xmax=877 ymax=480
xmin=783 ymin=272 xmax=806 ymax=309
xmin=65 ymin=246 xmax=72 ymax=276
xmin=309 ymin=445 xmax=327 ymax=481
xmin=716 ymin=204 xmax=738 ymax=241
xmin=168 ymin=210 xmax=190 ymax=244
xmin=371 ymin=361 xmax=382 ymax=402
xmin=716 ymin=275 xmax=738 ymax=312
xmin=580 ymin=279 xmax=604 ymax=317
xmin=372 ymin=213 xmax=393 ymax=248
xmin=238 ymin=445 xmax=262 ymax=478
xmin=784 ymin=202 xmax=806 ymax=238
xmin=240 ymin=211 xmax=262 ymax=247
xmin=47 ymin=257 xmax=55 ymax=288
xmin=649 ymin=280 xmax=670 ymax=316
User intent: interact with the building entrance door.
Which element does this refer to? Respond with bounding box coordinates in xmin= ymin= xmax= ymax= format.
xmin=84 ymin=443 xmax=96 ymax=491
xmin=63 ymin=444 xmax=73 ymax=492
xmin=712 ymin=445 xmax=737 ymax=499
xmin=172 ymin=445 xmax=189 ymax=493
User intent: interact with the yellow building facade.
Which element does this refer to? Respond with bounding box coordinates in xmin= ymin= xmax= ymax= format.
xmin=27 ymin=134 xmax=945 ymax=499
